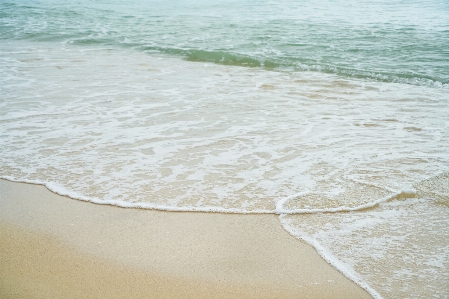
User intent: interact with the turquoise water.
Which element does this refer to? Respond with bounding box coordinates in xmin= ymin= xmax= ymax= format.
xmin=1 ymin=1 xmax=449 ymax=298
xmin=1 ymin=0 xmax=448 ymax=88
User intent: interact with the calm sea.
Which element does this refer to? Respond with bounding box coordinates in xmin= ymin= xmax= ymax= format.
xmin=1 ymin=0 xmax=448 ymax=298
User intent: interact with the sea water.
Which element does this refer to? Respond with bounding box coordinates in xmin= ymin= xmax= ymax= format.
xmin=0 ymin=0 xmax=448 ymax=298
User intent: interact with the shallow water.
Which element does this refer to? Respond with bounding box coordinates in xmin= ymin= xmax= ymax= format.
xmin=1 ymin=1 xmax=449 ymax=298
xmin=1 ymin=0 xmax=448 ymax=88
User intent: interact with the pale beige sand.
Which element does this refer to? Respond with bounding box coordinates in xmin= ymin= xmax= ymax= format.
xmin=0 ymin=179 xmax=371 ymax=298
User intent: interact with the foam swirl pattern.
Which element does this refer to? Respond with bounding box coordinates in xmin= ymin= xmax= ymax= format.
xmin=2 ymin=43 xmax=448 ymax=212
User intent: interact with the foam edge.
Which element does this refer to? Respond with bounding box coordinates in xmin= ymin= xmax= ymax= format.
xmin=0 ymin=176 xmax=275 ymax=214
xmin=275 ymin=189 xmax=417 ymax=215
xmin=278 ymin=213 xmax=384 ymax=299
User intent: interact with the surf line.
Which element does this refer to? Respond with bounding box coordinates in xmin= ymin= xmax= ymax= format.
xmin=2 ymin=175 xmax=416 ymax=216
xmin=274 ymin=189 xmax=417 ymax=215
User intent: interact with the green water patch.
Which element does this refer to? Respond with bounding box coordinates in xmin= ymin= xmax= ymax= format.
xmin=185 ymin=50 xmax=261 ymax=67
xmin=137 ymin=46 xmax=280 ymax=69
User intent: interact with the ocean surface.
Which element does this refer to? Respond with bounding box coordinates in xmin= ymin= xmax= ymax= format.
xmin=1 ymin=0 xmax=448 ymax=298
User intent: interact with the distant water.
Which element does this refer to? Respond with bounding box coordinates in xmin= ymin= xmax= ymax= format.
xmin=1 ymin=1 xmax=448 ymax=298
xmin=2 ymin=0 xmax=449 ymax=89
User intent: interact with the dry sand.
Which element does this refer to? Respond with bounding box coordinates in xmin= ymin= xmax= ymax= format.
xmin=0 ymin=179 xmax=372 ymax=298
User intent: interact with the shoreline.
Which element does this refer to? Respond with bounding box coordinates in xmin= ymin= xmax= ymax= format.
xmin=0 ymin=179 xmax=372 ymax=298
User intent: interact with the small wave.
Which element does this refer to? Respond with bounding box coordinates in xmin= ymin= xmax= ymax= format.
xmin=2 ymin=35 xmax=447 ymax=89
xmin=185 ymin=50 xmax=261 ymax=67
xmin=143 ymin=47 xmax=449 ymax=89
xmin=137 ymin=46 xmax=282 ymax=69
xmin=157 ymin=48 xmax=449 ymax=89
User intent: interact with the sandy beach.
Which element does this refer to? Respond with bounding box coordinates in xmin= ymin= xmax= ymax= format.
xmin=0 ymin=179 xmax=372 ymax=298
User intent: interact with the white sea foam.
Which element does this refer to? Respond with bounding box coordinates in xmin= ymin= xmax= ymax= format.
xmin=280 ymin=195 xmax=449 ymax=299
xmin=1 ymin=40 xmax=448 ymax=298
xmin=279 ymin=213 xmax=384 ymax=299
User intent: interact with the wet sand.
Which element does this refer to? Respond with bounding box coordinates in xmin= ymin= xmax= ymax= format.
xmin=0 ymin=179 xmax=371 ymax=298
